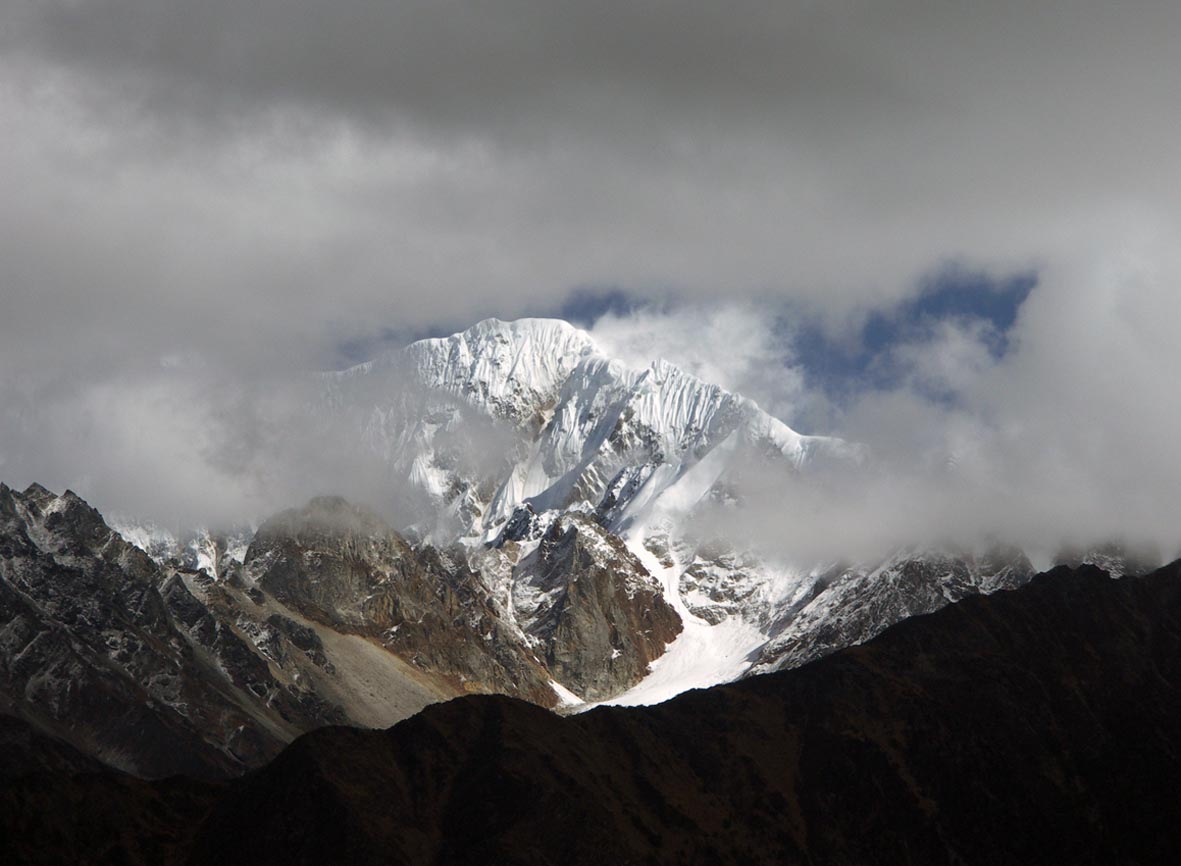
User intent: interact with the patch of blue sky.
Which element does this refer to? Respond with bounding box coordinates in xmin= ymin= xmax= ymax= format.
xmin=792 ymin=267 xmax=1036 ymax=403
xmin=556 ymin=286 xmax=643 ymax=327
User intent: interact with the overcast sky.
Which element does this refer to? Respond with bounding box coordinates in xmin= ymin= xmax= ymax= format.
xmin=3 ymin=1 xmax=1181 ymax=552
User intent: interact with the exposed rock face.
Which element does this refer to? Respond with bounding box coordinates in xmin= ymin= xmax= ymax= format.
xmin=107 ymin=519 xmax=254 ymax=581
xmin=0 ymin=478 xmax=1066 ymax=775
xmin=157 ymin=572 xmax=350 ymax=732
xmin=509 ymin=515 xmax=682 ymax=700
xmin=244 ymin=496 xmax=561 ymax=706
xmin=0 ymin=483 xmax=287 ymax=777
xmin=0 ymin=485 xmax=460 ymax=778
xmin=7 ymin=561 xmax=1181 ymax=866
xmin=1 ymin=482 xmax=693 ymax=776
xmin=678 ymin=539 xmax=770 ymax=625
xmin=237 ymin=494 xmax=692 ymax=708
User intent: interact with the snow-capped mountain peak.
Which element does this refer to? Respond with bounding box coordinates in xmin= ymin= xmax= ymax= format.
xmin=45 ymin=316 xmax=1088 ymax=718
xmin=395 ymin=317 xmax=599 ymax=426
xmin=105 ymin=317 xmax=899 ymax=710
xmin=325 ymin=316 xmax=850 ymax=546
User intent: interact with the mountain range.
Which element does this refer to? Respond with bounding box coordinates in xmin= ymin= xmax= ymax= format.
xmin=0 ymin=317 xmax=1161 ymax=780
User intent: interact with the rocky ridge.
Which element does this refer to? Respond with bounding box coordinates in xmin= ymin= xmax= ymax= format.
xmin=0 ymin=484 xmax=467 ymax=777
xmin=244 ymin=496 xmax=682 ymax=706
xmin=0 ymin=483 xmax=289 ymax=777
xmin=1 ymin=480 xmax=691 ymax=775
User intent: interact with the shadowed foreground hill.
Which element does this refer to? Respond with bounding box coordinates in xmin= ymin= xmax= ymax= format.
xmin=5 ymin=562 xmax=1181 ymax=865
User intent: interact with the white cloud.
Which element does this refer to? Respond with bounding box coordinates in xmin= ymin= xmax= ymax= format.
xmin=588 ymin=305 xmax=808 ymax=422
xmin=887 ymin=318 xmax=1002 ymax=400
xmin=786 ymin=232 xmax=1181 ymax=559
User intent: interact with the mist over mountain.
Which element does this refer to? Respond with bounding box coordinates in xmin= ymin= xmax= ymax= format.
xmin=0 ymin=309 xmax=1173 ymax=570
xmin=5 ymin=316 xmax=1161 ymax=746
xmin=2 ymin=316 xmax=1090 ymax=754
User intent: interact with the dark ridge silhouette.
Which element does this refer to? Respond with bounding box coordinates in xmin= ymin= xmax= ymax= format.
xmin=4 ymin=561 xmax=1181 ymax=865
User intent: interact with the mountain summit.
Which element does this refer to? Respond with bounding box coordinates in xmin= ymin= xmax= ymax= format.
xmin=327 ymin=316 xmax=857 ymax=543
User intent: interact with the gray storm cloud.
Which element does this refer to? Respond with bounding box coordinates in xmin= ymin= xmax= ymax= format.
xmin=1 ymin=1 xmax=1180 ymax=553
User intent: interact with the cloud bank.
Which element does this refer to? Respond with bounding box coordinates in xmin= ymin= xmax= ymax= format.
xmin=1 ymin=2 xmax=1180 ymax=556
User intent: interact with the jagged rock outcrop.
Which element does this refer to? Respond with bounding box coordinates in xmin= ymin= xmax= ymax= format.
xmin=677 ymin=539 xmax=770 ymax=625
xmin=0 ymin=483 xmax=289 ymax=777
xmin=509 ymin=514 xmax=682 ymax=700
xmin=244 ymin=496 xmax=562 ymax=705
xmin=134 ymin=493 xmax=688 ymax=712
xmin=0 ymin=480 xmax=693 ymax=776
xmin=108 ymin=520 xmax=254 ymax=581
xmin=157 ymin=572 xmax=350 ymax=730
xmin=0 ymin=484 xmax=464 ymax=778
xmin=170 ymin=564 xmax=454 ymax=731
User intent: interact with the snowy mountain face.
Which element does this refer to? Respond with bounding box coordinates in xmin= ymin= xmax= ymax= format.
xmin=312 ymin=317 xmax=1037 ymax=703
xmin=326 ymin=318 xmax=857 ymax=543
xmin=92 ymin=317 xmax=1145 ymax=719
xmin=91 ymin=319 xmax=847 ymax=710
